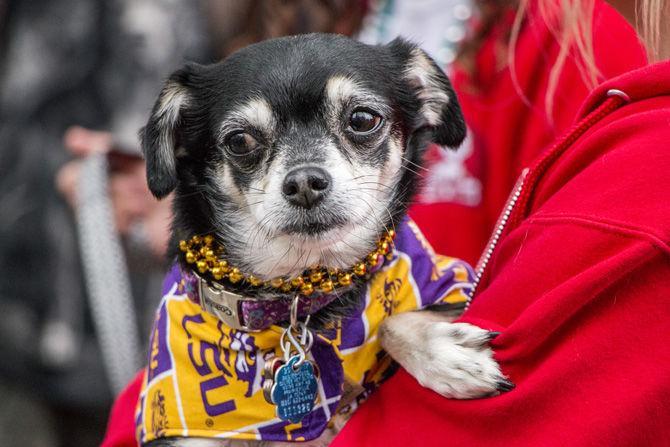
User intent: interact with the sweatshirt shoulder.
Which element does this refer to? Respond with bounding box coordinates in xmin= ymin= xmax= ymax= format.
xmin=533 ymin=94 xmax=670 ymax=242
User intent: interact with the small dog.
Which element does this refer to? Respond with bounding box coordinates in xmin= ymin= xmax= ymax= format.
xmin=138 ymin=34 xmax=509 ymax=447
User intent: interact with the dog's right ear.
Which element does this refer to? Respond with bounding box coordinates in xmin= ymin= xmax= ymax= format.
xmin=141 ymin=63 xmax=201 ymax=199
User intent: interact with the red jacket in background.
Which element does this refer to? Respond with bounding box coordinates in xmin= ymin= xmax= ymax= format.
xmin=333 ymin=60 xmax=670 ymax=447
xmin=409 ymin=0 xmax=647 ymax=264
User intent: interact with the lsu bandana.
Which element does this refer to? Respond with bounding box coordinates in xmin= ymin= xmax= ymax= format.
xmin=136 ymin=219 xmax=474 ymax=443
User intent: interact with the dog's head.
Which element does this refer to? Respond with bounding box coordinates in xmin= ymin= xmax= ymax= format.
xmin=142 ymin=34 xmax=465 ymax=279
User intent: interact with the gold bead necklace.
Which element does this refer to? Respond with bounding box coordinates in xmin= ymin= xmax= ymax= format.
xmin=179 ymin=229 xmax=396 ymax=296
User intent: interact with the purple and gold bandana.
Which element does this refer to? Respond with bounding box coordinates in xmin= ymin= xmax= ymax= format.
xmin=136 ymin=219 xmax=474 ymax=443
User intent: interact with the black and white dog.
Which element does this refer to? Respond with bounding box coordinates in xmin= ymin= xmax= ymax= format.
xmin=141 ymin=34 xmax=508 ymax=446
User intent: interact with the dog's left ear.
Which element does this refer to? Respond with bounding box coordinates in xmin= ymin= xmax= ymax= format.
xmin=388 ymin=38 xmax=466 ymax=148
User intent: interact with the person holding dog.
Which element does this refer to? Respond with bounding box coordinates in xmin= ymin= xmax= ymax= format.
xmin=331 ymin=0 xmax=670 ymax=445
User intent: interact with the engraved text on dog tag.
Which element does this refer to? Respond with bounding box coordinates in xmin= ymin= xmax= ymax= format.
xmin=271 ymin=355 xmax=318 ymax=423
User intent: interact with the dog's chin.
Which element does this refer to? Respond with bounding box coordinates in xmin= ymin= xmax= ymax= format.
xmin=277 ymin=213 xmax=349 ymax=237
xmin=279 ymin=220 xmax=345 ymax=237
xmin=238 ymin=215 xmax=380 ymax=279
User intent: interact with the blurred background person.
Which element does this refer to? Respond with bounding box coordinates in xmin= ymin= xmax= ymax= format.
xmin=406 ymin=0 xmax=647 ymax=265
xmin=0 ymin=1 xmax=210 ymax=445
xmin=0 ymin=1 xmax=365 ymax=446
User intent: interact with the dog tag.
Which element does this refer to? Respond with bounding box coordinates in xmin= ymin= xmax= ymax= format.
xmin=271 ymin=355 xmax=318 ymax=423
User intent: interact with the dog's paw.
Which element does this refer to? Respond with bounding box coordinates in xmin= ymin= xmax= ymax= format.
xmin=412 ymin=321 xmax=513 ymax=398
xmin=380 ymin=314 xmax=513 ymax=399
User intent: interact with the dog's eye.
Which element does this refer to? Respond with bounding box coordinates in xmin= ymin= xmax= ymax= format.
xmin=349 ymin=110 xmax=382 ymax=134
xmin=227 ymin=132 xmax=259 ymax=156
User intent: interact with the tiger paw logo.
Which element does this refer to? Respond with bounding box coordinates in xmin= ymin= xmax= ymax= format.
xmin=228 ymin=330 xmax=258 ymax=398
xmin=377 ymin=278 xmax=402 ymax=316
xmin=150 ymin=390 xmax=168 ymax=438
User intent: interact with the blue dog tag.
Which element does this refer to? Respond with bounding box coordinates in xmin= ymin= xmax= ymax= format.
xmin=271 ymin=355 xmax=318 ymax=423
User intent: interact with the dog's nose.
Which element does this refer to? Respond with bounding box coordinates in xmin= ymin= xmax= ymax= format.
xmin=282 ymin=166 xmax=331 ymax=209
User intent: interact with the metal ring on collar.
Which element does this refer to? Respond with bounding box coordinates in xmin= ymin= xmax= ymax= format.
xmin=280 ymin=323 xmax=314 ymax=367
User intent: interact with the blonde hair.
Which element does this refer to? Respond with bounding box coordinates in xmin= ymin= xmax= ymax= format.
xmin=639 ymin=0 xmax=670 ymax=61
xmin=507 ymin=0 xmax=669 ymax=121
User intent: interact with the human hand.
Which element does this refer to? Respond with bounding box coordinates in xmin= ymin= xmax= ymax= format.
xmin=56 ymin=126 xmax=171 ymax=257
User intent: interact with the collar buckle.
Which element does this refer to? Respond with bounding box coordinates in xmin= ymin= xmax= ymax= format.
xmin=196 ymin=274 xmax=259 ymax=332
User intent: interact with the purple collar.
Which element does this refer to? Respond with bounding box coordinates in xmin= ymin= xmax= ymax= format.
xmin=180 ymin=258 xmax=384 ymax=331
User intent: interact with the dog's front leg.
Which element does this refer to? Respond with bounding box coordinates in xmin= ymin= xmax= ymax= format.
xmin=379 ymin=310 xmax=514 ymax=399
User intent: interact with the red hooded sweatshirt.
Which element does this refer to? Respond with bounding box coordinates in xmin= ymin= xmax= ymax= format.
xmin=332 ymin=61 xmax=670 ymax=446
